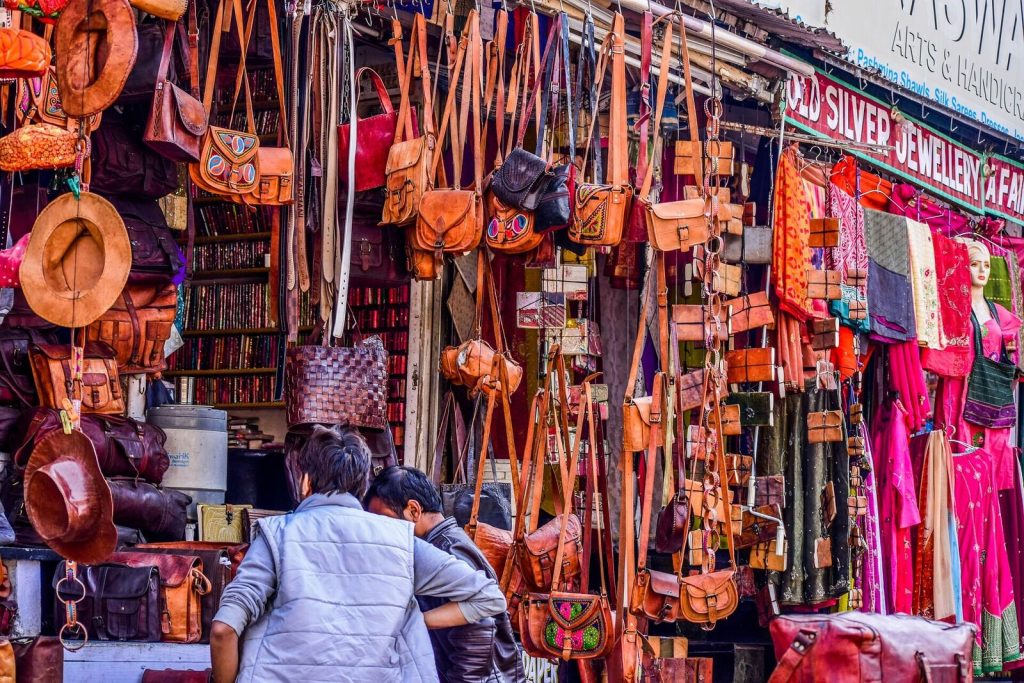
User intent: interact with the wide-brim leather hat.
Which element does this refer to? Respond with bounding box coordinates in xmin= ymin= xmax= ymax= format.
xmin=24 ymin=428 xmax=116 ymax=564
xmin=55 ymin=0 xmax=137 ymax=117
xmin=20 ymin=192 xmax=131 ymax=328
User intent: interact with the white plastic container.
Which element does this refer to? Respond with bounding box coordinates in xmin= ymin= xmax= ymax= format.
xmin=147 ymin=405 xmax=228 ymax=519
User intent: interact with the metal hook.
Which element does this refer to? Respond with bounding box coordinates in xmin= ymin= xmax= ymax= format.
xmin=949 ymin=114 xmax=958 ymax=134
xmin=889 ymin=88 xmax=897 ymax=106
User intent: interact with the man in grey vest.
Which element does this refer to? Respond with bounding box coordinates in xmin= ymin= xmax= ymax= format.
xmin=211 ymin=427 xmax=507 ymax=683
xmin=366 ymin=466 xmax=524 ymax=683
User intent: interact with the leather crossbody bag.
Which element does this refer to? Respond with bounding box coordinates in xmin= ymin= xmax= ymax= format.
xmin=144 ymin=7 xmax=208 ymax=162
xmin=111 ymin=551 xmax=211 ymax=643
xmin=381 ymin=13 xmax=436 ymax=226
xmin=570 ymin=13 xmax=631 ymax=247
xmin=29 ymin=342 xmax=124 ymax=415
xmin=520 ymin=378 xmax=615 ymax=662
xmin=623 ymin=259 xmax=671 ymax=453
xmin=412 ymin=11 xmax=484 ymax=272
xmin=53 ymin=561 xmax=161 ymax=642
xmin=641 ymin=20 xmax=710 ymax=252
xmin=189 ymin=0 xmax=260 ymax=199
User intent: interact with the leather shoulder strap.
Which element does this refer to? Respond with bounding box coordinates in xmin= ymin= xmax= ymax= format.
xmin=766 ymin=629 xmax=818 ymax=683
xmin=607 ymin=12 xmax=627 ymax=186
xmin=639 ymin=21 xmax=674 ymax=201
xmin=634 ymin=373 xmax=665 ymax=573
xmin=678 ymin=17 xmax=703 ymax=187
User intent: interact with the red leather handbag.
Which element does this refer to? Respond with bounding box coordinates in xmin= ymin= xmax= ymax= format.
xmin=338 ymin=67 xmax=416 ymax=193
xmin=767 ymin=612 xmax=975 ymax=682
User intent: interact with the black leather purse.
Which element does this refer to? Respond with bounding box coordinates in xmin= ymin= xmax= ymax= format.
xmin=53 ymin=562 xmax=161 ymax=642
xmin=491 ymin=148 xmax=549 ymax=211
xmin=534 ymin=163 xmax=573 ymax=232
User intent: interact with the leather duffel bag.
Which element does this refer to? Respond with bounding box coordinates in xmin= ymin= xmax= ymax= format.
xmin=767 ymin=612 xmax=976 ymax=682
xmin=111 ymin=551 xmax=211 ymax=643
xmin=108 ymin=478 xmax=191 ymax=541
xmin=53 ymin=561 xmax=161 ymax=642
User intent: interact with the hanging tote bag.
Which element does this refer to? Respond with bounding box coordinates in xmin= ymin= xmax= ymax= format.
xmin=963 ymin=300 xmax=1017 ymax=428
xmin=569 ymin=13 xmax=631 ymax=248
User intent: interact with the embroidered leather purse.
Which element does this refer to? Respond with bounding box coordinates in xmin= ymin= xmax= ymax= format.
xmin=189 ymin=0 xmax=260 ymax=199
xmin=412 ymin=12 xmax=483 ymax=272
xmin=570 ymin=13 xmax=631 ymax=247
xmin=382 ymin=14 xmax=435 ymax=226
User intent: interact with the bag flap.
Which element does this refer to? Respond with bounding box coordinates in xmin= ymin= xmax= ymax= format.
xmin=110 ymin=551 xmax=201 ymax=588
xmin=650 ymin=198 xmax=704 ymax=222
xmin=495 ymin=148 xmax=548 ymax=194
xmin=523 ymin=514 xmax=580 ymax=557
xmin=384 ymin=137 xmax=428 ymax=175
xmin=647 ymin=569 xmax=681 ymax=599
xmin=255 ymin=145 xmax=293 ymax=172
xmin=110 ymin=432 xmax=145 ymax=467
xmin=208 ymin=125 xmax=259 ymax=165
xmin=31 ymin=343 xmax=70 ymax=361
xmin=629 ymin=395 xmax=655 ymax=426
xmin=546 ymin=591 xmax=604 ymax=629
xmin=680 ymin=570 xmax=736 ymax=610
xmin=81 ymin=372 xmax=109 ymax=387
xmin=416 ymin=191 xmax=476 ymax=240
xmin=54 ymin=563 xmax=156 ymax=600
xmin=168 ymin=82 xmax=209 ymax=136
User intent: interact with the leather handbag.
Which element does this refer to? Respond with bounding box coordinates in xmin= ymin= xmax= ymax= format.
xmin=284 ymin=335 xmax=388 ymax=430
xmin=486 ymin=192 xmax=542 ymax=254
xmin=232 ymin=0 xmax=291 ymax=207
xmin=144 ymin=11 xmax=209 ymax=162
xmin=13 ymin=409 xmax=170 ymax=483
xmin=807 ymin=410 xmax=844 ymax=444
xmin=440 ymin=339 xmax=524 ymax=399
xmin=135 ymin=541 xmax=248 ymax=643
xmin=519 ymin=378 xmax=614 ymax=662
xmin=109 ymin=477 xmax=190 ymax=540
xmin=85 ymin=284 xmax=177 ymax=375
xmin=654 ymin=490 xmax=689 ymax=555
xmin=108 ymin=196 xmax=184 ymax=285
xmin=725 ymin=347 xmax=776 ymax=384
xmin=12 ymin=636 xmax=63 ymax=681
xmin=189 ymin=0 xmax=260 ymax=201
xmin=766 ymin=612 xmax=975 ymax=683
xmin=0 ymin=27 xmax=50 ymax=79
xmin=724 ymin=226 xmax=773 ymax=264
xmin=640 ymin=22 xmax=710 ymax=254
xmin=118 ymin=19 xmax=176 ymax=103
xmin=111 ymin=552 xmax=211 ymax=643
xmin=0 ymin=122 xmax=79 ymax=172
xmin=90 ymin=110 xmax=179 ymax=199
xmin=142 ymin=671 xmax=212 ymax=682
xmin=350 ymin=218 xmax=412 ymax=287
xmin=806 ymin=269 xmax=841 ymax=300
xmin=15 ymin=65 xmax=84 ymax=129
xmin=570 ymin=13 xmax=631 ymax=248
xmin=198 ymin=503 xmax=250 ymax=543
xmin=0 ymin=328 xmax=57 ymax=408
xmin=29 ymin=342 xmax=124 ymax=415
xmin=412 ymin=12 xmax=484 ymax=272
xmin=964 ymin=301 xmax=1017 ymax=428
xmin=727 ymin=292 xmax=775 ymax=333
xmin=53 ymin=561 xmax=161 ymax=641
xmin=381 ymin=13 xmax=435 ymax=226
xmin=337 ymin=68 xmax=413 ymax=193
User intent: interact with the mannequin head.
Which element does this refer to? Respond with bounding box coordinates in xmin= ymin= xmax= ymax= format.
xmin=955 ymin=237 xmax=991 ymax=294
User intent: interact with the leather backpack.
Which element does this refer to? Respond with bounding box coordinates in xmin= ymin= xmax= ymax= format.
xmin=90 ymin=108 xmax=179 ymax=200
xmin=85 ymin=283 xmax=177 ymax=375
xmin=107 ymin=196 xmax=184 ymax=285
xmin=0 ymin=327 xmax=58 ymax=407
xmin=411 ymin=11 xmax=484 ymax=273
xmin=29 ymin=342 xmax=124 ymax=415
xmin=570 ymin=13 xmax=632 ymax=248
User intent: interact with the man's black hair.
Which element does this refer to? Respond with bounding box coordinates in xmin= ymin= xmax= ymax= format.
xmin=297 ymin=425 xmax=372 ymax=497
xmin=364 ymin=466 xmax=443 ymax=517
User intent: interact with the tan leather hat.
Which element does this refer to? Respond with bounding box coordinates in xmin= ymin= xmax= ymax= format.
xmin=24 ymin=429 xmax=116 ymax=564
xmin=55 ymin=0 xmax=138 ymax=117
xmin=20 ymin=192 xmax=132 ymax=328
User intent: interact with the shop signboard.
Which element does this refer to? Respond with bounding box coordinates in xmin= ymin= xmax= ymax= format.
xmin=522 ymin=653 xmax=558 ymax=683
xmin=985 ymin=155 xmax=1024 ymax=226
xmin=786 ymin=67 xmax=985 ymax=212
xmin=773 ymin=0 xmax=1024 ymax=142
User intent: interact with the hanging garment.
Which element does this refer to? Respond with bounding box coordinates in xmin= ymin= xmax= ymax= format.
xmin=858 ymin=430 xmax=888 ymax=615
xmin=922 ymin=234 xmax=971 ymax=377
xmin=830 ymin=156 xmax=891 ymax=212
xmin=998 ymin=460 xmax=1024 ymax=667
xmin=778 ymin=389 xmax=850 ymax=606
xmin=985 ymin=256 xmax=1015 ymax=314
xmin=952 ymin=447 xmax=1022 ymax=675
xmin=772 ymin=147 xmax=813 ymax=321
xmin=935 ymin=302 xmax=1022 ymax=491
xmin=909 ymin=430 xmax=958 ymax=622
xmin=867 ymin=259 xmax=916 ymax=343
xmin=906 ymin=219 xmax=942 ymax=349
xmin=826 ymin=182 xmax=868 ymax=284
xmin=887 ymin=341 xmax=931 ymax=433
xmin=1004 ymin=253 xmax=1024 ymax=374
xmin=870 ymin=397 xmax=921 ymax=615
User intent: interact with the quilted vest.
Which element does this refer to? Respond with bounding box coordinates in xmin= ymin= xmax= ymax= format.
xmin=236 ymin=493 xmax=438 ymax=683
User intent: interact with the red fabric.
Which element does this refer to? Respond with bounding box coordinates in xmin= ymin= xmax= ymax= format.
xmin=830 ymin=156 xmax=891 ymax=211
xmin=921 ymin=234 xmax=972 ymax=377
xmin=772 ymin=148 xmax=813 ymax=321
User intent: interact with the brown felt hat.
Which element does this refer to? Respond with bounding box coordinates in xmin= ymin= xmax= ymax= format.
xmin=20 ymin=192 xmax=132 ymax=328
xmin=24 ymin=429 xmax=116 ymax=564
xmin=55 ymin=0 xmax=138 ymax=117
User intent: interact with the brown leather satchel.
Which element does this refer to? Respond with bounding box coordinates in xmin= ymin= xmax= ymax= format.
xmin=85 ymin=284 xmax=177 ymax=375
xmin=53 ymin=561 xmax=161 ymax=642
xmin=30 ymin=342 xmax=124 ymax=415
xmin=570 ymin=13 xmax=631 ymax=247
xmin=412 ymin=12 xmax=484 ymax=271
xmin=144 ymin=9 xmax=208 ymax=162
xmin=640 ymin=21 xmax=709 ymax=253
xmin=519 ymin=378 xmax=615 ymax=662
xmin=111 ymin=551 xmax=212 ymax=643
xmin=725 ymin=347 xmax=776 ymax=384
xmin=382 ymin=13 xmax=435 ymax=226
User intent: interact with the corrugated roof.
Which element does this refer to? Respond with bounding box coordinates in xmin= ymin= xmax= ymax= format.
xmin=711 ymin=0 xmax=846 ymax=53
